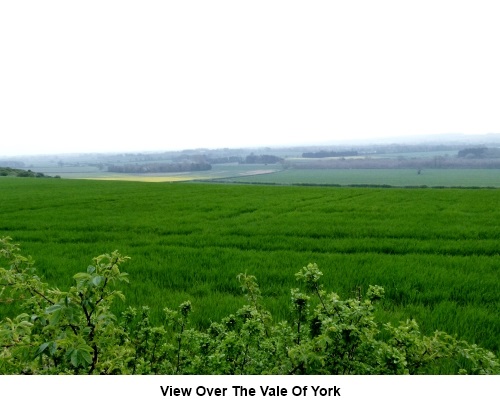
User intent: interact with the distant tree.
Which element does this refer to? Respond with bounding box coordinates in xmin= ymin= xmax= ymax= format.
xmin=458 ymin=148 xmax=488 ymax=158
xmin=302 ymin=150 xmax=358 ymax=158
xmin=108 ymin=162 xmax=211 ymax=173
xmin=244 ymin=154 xmax=283 ymax=164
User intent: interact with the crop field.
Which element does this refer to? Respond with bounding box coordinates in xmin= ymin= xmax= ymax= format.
xmin=0 ymin=177 xmax=499 ymax=357
xmin=21 ymin=162 xmax=281 ymax=182
xmin=216 ymin=168 xmax=500 ymax=188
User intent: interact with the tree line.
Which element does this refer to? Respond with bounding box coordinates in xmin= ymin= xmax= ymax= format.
xmin=108 ymin=162 xmax=212 ymax=173
xmin=0 ymin=167 xmax=51 ymax=178
xmin=457 ymin=147 xmax=500 ymax=158
xmin=302 ymin=150 xmax=359 ymax=158
xmin=244 ymin=154 xmax=283 ymax=164
xmin=286 ymin=157 xmax=500 ymax=170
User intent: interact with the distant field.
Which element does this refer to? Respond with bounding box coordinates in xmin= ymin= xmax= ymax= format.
xmin=1 ymin=177 xmax=499 ymax=359
xmin=18 ymin=159 xmax=500 ymax=188
xmin=215 ymin=168 xmax=500 ymax=188
xmin=24 ymin=162 xmax=282 ymax=182
xmin=371 ymin=150 xmax=460 ymax=159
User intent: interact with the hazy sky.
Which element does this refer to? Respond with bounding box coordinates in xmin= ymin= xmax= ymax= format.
xmin=1 ymin=1 xmax=499 ymax=156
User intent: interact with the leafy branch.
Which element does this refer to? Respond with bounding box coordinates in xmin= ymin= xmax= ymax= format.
xmin=1 ymin=238 xmax=499 ymax=375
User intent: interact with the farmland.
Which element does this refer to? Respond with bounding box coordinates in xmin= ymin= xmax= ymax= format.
xmin=7 ymin=143 xmax=500 ymax=189
xmin=13 ymin=160 xmax=282 ymax=183
xmin=0 ymin=177 xmax=499 ymax=358
xmin=211 ymin=168 xmax=500 ymax=188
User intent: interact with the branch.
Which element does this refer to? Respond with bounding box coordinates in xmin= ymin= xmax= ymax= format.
xmin=28 ymin=287 xmax=54 ymax=305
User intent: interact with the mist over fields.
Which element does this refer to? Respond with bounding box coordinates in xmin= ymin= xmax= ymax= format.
xmin=2 ymin=133 xmax=500 ymax=159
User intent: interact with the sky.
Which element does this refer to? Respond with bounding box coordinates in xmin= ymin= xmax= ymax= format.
xmin=1 ymin=1 xmax=500 ymax=156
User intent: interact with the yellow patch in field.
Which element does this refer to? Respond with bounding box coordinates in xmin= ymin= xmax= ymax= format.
xmin=78 ymin=175 xmax=197 ymax=182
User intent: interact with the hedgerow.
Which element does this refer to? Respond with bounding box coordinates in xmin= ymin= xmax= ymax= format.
xmin=1 ymin=237 xmax=498 ymax=375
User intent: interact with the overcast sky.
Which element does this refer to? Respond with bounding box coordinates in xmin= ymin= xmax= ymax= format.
xmin=1 ymin=1 xmax=499 ymax=156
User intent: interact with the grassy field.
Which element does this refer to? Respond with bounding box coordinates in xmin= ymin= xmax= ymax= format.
xmin=0 ymin=177 xmax=499 ymax=356
xmin=215 ymin=168 xmax=500 ymax=188
xmin=21 ymin=161 xmax=281 ymax=182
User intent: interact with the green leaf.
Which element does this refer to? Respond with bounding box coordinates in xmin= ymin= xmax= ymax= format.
xmin=45 ymin=304 xmax=62 ymax=314
xmin=73 ymin=272 xmax=91 ymax=282
xmin=48 ymin=341 xmax=58 ymax=355
xmin=70 ymin=350 xmax=88 ymax=367
xmin=33 ymin=341 xmax=58 ymax=358
xmin=49 ymin=308 xmax=62 ymax=325
xmin=67 ymin=344 xmax=93 ymax=367
xmin=34 ymin=342 xmax=50 ymax=358
xmin=91 ymin=275 xmax=104 ymax=287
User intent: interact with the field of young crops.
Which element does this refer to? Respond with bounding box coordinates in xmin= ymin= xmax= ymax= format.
xmin=215 ymin=168 xmax=500 ymax=188
xmin=1 ymin=177 xmax=499 ymax=356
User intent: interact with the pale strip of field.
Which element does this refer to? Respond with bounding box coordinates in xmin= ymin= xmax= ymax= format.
xmin=75 ymin=168 xmax=279 ymax=182
xmin=238 ymin=170 xmax=277 ymax=176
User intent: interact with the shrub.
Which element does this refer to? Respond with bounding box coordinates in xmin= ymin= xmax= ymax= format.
xmin=1 ymin=237 xmax=498 ymax=375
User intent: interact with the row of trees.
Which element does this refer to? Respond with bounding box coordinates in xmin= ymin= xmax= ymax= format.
xmin=302 ymin=150 xmax=359 ymax=158
xmin=106 ymin=154 xmax=283 ymax=173
xmin=286 ymin=157 xmax=500 ymax=170
xmin=1 ymin=237 xmax=498 ymax=375
xmin=457 ymin=147 xmax=500 ymax=158
xmin=0 ymin=167 xmax=50 ymax=178
xmin=107 ymin=162 xmax=212 ymax=173
xmin=244 ymin=154 xmax=283 ymax=164
xmin=173 ymin=154 xmax=243 ymax=164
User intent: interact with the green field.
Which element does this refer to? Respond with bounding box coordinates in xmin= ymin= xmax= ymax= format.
xmin=214 ymin=168 xmax=500 ymax=188
xmin=1 ymin=177 xmax=499 ymax=356
xmin=15 ymin=156 xmax=500 ymax=188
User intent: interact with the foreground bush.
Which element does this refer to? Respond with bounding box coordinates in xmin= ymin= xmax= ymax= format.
xmin=1 ymin=237 xmax=498 ymax=375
